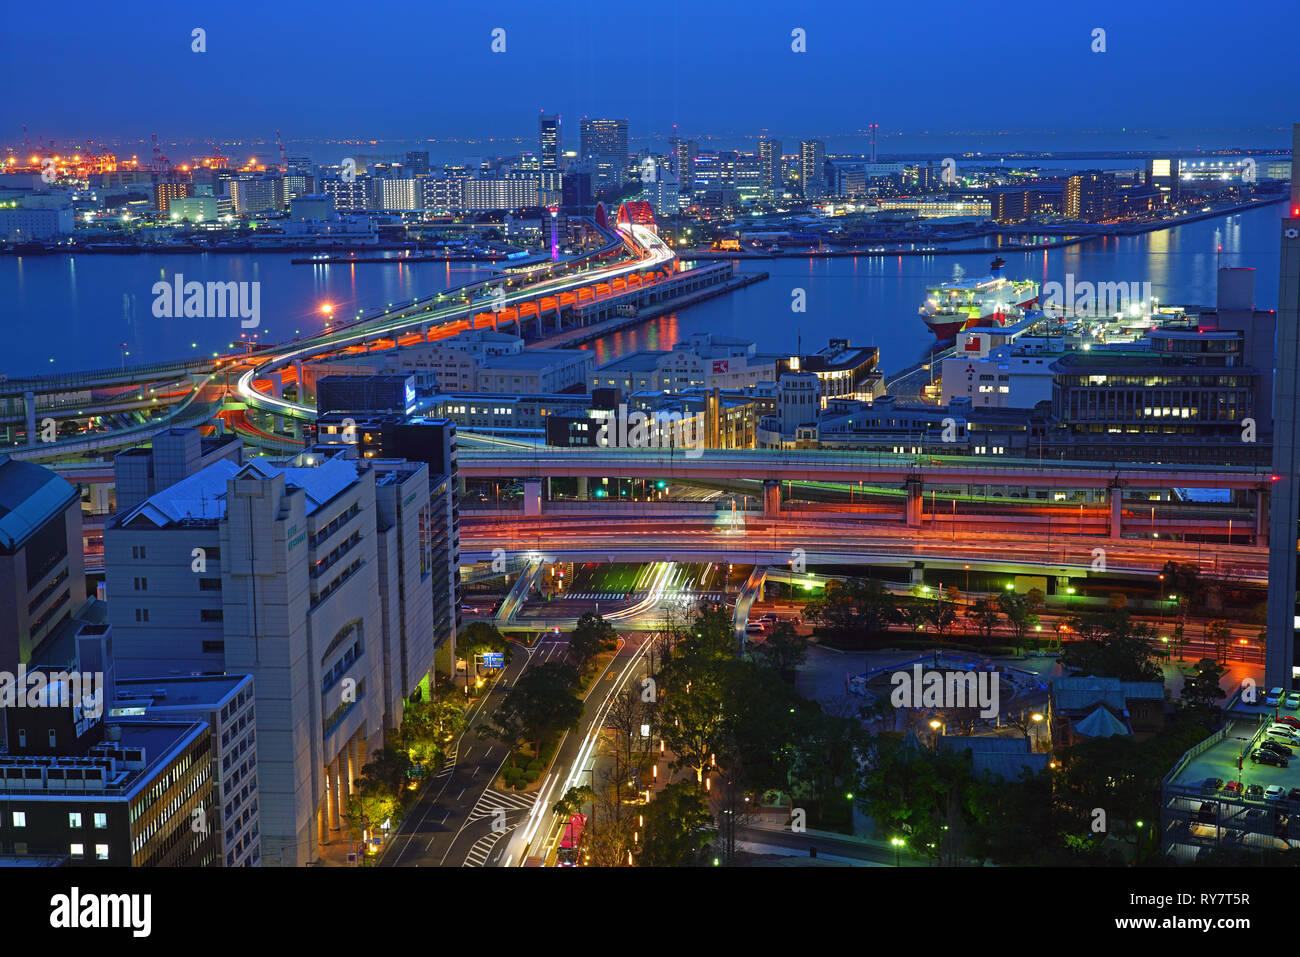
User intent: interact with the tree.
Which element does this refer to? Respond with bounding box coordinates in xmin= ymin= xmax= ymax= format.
xmin=803 ymin=577 xmax=900 ymax=642
xmin=790 ymin=709 xmax=869 ymax=824
xmin=1205 ymin=619 xmax=1232 ymax=664
xmin=966 ymin=598 xmax=1002 ymax=642
xmin=356 ymin=744 xmax=412 ymax=799
xmin=568 ymin=612 xmax=616 ymax=676
xmin=1062 ymin=609 xmax=1162 ymax=682
xmin=997 ymin=587 xmax=1043 ymax=649
xmin=638 ymin=781 xmax=714 ymax=866
xmin=482 ymin=660 xmax=582 ymax=755
xmin=398 ymin=689 xmax=466 ymax=771
xmin=755 ymin=620 xmax=808 ymax=678
xmin=923 ymin=596 xmax=958 ymax=640
xmin=457 ymin=620 xmax=511 ymax=690
xmin=656 ymin=647 xmax=735 ymax=787
xmin=1181 ymin=658 xmax=1228 ymax=714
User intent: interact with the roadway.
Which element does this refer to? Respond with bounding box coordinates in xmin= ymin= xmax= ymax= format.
xmin=233 ymin=222 xmax=674 ymax=421
xmin=379 ymin=627 xmax=654 ymax=867
xmin=458 ymin=515 xmax=1269 ymax=584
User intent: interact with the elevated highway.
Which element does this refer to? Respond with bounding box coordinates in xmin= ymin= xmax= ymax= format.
xmin=458 ymin=515 xmax=1268 ymax=585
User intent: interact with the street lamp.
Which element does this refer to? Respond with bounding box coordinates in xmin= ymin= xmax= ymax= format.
xmin=890 ymin=836 xmax=905 ymax=867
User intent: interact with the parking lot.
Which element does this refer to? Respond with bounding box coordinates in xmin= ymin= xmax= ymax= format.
xmin=1163 ymin=718 xmax=1300 ymax=860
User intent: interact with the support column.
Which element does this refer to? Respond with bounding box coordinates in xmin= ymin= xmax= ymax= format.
xmin=577 ymin=476 xmax=588 ymax=500
xmin=524 ymin=478 xmax=543 ymax=517
xmin=328 ymin=756 xmax=343 ymax=832
xmin=345 ymin=734 xmax=358 ymax=796
xmin=24 ymin=391 xmax=36 ymax=446
xmin=1256 ymin=486 xmax=1270 ymax=547
xmin=317 ymin=799 xmax=329 ymax=846
xmin=910 ymin=563 xmax=925 ymax=587
xmin=1109 ymin=483 xmax=1124 ymax=541
xmin=905 ymin=479 xmax=923 ymax=528
xmin=762 ymin=479 xmax=781 ymax=518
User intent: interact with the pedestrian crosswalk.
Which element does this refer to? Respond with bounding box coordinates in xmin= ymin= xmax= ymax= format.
xmin=432 ymin=747 xmax=457 ymax=780
xmin=467 ymin=787 xmax=537 ymax=822
xmin=464 ymin=824 xmax=517 ymax=867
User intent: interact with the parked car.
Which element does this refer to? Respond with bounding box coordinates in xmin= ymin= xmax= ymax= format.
xmin=744 ymin=621 xmax=769 ymax=636
xmin=1261 ymin=741 xmax=1295 ymax=758
xmin=1267 ymin=688 xmax=1285 ymax=706
xmin=1277 ymin=716 xmax=1300 ymax=731
xmin=1286 ymin=693 xmax=1300 ymax=711
xmin=1266 ymin=785 xmax=1287 ymax=801
xmin=1287 ymin=788 xmax=1300 ymax=803
xmin=1201 ymin=777 xmax=1224 ymax=793
xmin=1196 ymin=801 xmax=1218 ymax=824
xmin=1252 ymin=750 xmax=1287 ymax=768
xmin=1224 ymin=781 xmax=1244 ymax=796
xmin=1247 ymin=784 xmax=1268 ymax=800
xmin=1265 ymin=724 xmax=1300 ymax=744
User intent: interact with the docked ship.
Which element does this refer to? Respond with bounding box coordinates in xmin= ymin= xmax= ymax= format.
xmin=918 ymin=258 xmax=1039 ymax=340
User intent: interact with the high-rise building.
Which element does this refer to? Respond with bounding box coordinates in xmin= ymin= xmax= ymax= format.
xmin=799 ymin=140 xmax=825 ymax=200
xmin=1144 ymin=158 xmax=1181 ymax=206
xmin=104 ymin=452 xmax=438 ymax=865
xmin=671 ymin=138 xmax=698 ymax=194
xmin=539 ymin=114 xmax=562 ymax=171
xmin=1266 ymin=122 xmax=1300 ymax=691
xmin=0 ymin=707 xmax=217 ymax=866
xmin=0 ymin=455 xmax=87 ymax=675
xmin=759 ymin=137 xmax=782 ymax=198
xmin=109 ymin=673 xmax=260 ymax=866
xmin=405 ymin=151 xmax=430 ymax=176
xmin=1064 ymin=171 xmax=1119 ymax=221
xmin=579 ymin=118 xmax=629 ymax=192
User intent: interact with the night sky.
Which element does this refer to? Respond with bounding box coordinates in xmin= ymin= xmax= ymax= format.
xmin=3 ymin=0 xmax=1297 ymax=153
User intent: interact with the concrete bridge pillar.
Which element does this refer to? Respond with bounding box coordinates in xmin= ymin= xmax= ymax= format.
xmin=23 ymin=390 xmax=36 ymax=446
xmin=762 ymin=479 xmax=781 ymax=518
xmin=905 ymin=479 xmax=923 ymax=528
xmin=420 ymin=322 xmax=428 ymax=341
xmin=90 ymin=482 xmax=111 ymax=514
xmin=1109 ymin=484 xmax=1124 ymax=541
xmin=910 ymin=563 xmax=925 ymax=587
xmin=577 ymin=476 xmax=588 ymax=500
xmin=1256 ymin=486 xmax=1270 ymax=547
xmin=524 ymin=479 xmax=543 ymax=517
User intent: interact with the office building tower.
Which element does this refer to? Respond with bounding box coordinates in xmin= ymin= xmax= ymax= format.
xmin=109 ymin=673 xmax=260 ymax=866
xmin=0 ymin=455 xmax=87 ymax=675
xmin=1144 ymin=158 xmax=1181 ymax=206
xmin=1266 ymin=122 xmax=1300 ymax=691
xmin=759 ymin=137 xmax=782 ymax=198
xmin=579 ymin=118 xmax=629 ymax=192
xmin=539 ymin=114 xmax=562 ymax=170
xmin=405 ymin=151 xmax=430 ymax=176
xmin=104 ymin=453 xmax=436 ymax=865
xmin=799 ymin=140 xmax=825 ymax=200
xmin=673 ymin=139 xmax=698 ymax=194
xmin=0 ymin=705 xmax=217 ymax=866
